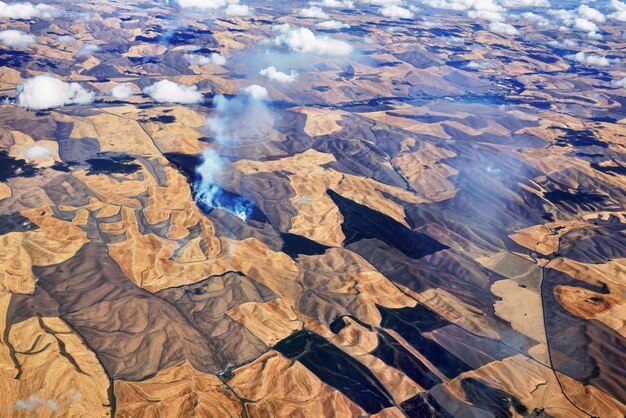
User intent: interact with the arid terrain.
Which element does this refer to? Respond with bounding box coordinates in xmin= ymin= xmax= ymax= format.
xmin=0 ymin=0 xmax=625 ymax=417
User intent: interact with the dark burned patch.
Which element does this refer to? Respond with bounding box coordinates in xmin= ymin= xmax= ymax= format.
xmin=327 ymin=189 xmax=449 ymax=260
xmin=85 ymin=154 xmax=142 ymax=176
xmin=0 ymin=151 xmax=40 ymax=181
xmin=461 ymin=378 xmax=528 ymax=418
xmin=273 ymin=329 xmax=394 ymax=414
xmin=377 ymin=304 xmax=471 ymax=379
xmin=401 ymin=392 xmax=454 ymax=418
xmin=281 ymin=232 xmax=330 ymax=259
xmin=552 ymin=127 xmax=607 ymax=148
xmin=0 ymin=213 xmax=38 ymax=235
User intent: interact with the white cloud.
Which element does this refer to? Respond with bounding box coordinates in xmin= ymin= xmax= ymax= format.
xmin=419 ymin=0 xmax=512 ymax=31
xmin=615 ymin=77 xmax=626 ymax=87
xmin=311 ymin=0 xmax=354 ymax=8
xmin=55 ymin=35 xmax=75 ymax=43
xmin=23 ymin=145 xmax=52 ymax=159
xmin=610 ymin=0 xmax=626 ymax=22
xmin=467 ymin=59 xmax=494 ymax=69
xmin=469 ymin=9 xmax=504 ymax=21
xmin=174 ymin=0 xmax=253 ymax=15
xmin=110 ymin=83 xmax=134 ymax=99
xmin=14 ymin=395 xmax=41 ymax=410
xmin=0 ymin=1 xmax=60 ymax=19
xmin=299 ymin=6 xmax=329 ymax=18
xmin=184 ymin=52 xmax=226 ymax=66
xmin=225 ymin=3 xmax=252 ymax=16
xmin=361 ymin=0 xmax=403 ymax=5
xmin=547 ymin=38 xmax=578 ymax=48
xmin=272 ymin=23 xmax=292 ymax=33
xmin=521 ymin=12 xmax=550 ymax=28
xmin=489 ymin=21 xmax=519 ymax=35
xmin=577 ymin=5 xmax=605 ymax=23
xmin=317 ymin=19 xmax=350 ymax=29
xmin=46 ymin=400 xmax=59 ymax=413
xmin=549 ymin=6 xmax=605 ymax=38
xmin=259 ymin=66 xmax=298 ymax=82
xmin=0 ymin=29 xmax=35 ymax=48
xmin=573 ymin=18 xmax=598 ymax=33
xmin=242 ymin=84 xmax=268 ymax=100
xmin=175 ymin=0 xmax=227 ymax=8
xmin=273 ymin=27 xmax=353 ymax=55
xmin=380 ymin=4 xmax=414 ymax=18
xmin=502 ymin=0 xmax=548 ymax=7
xmin=567 ymin=51 xmax=618 ymax=67
xmin=143 ymin=80 xmax=203 ymax=104
xmin=16 ymin=74 xmax=95 ymax=110
xmin=77 ymin=43 xmax=99 ymax=57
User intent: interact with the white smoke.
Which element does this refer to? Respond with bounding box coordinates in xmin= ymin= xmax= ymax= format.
xmin=195 ymin=85 xmax=272 ymax=222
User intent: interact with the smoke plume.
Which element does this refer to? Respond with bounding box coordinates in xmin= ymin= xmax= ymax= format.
xmin=194 ymin=85 xmax=271 ymax=222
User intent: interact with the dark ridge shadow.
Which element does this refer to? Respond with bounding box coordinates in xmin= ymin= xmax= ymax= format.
xmin=327 ymin=189 xmax=449 ymax=260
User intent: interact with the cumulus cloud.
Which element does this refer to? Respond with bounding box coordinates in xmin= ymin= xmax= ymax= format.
xmin=299 ymin=6 xmax=329 ymax=18
xmin=77 ymin=43 xmax=99 ymax=57
xmin=242 ymin=84 xmax=268 ymax=100
xmin=225 ymin=3 xmax=252 ymax=16
xmin=143 ymin=80 xmax=203 ymax=104
xmin=110 ymin=83 xmax=134 ymax=99
xmin=578 ymin=4 xmax=605 ymax=23
xmin=547 ymin=38 xmax=578 ymax=48
xmin=16 ymin=74 xmax=95 ymax=110
xmin=273 ymin=27 xmax=353 ymax=56
xmin=469 ymin=8 xmax=504 ymax=21
xmin=174 ymin=0 xmax=253 ymax=15
xmin=46 ymin=400 xmax=59 ymax=413
xmin=521 ymin=12 xmax=550 ymax=28
xmin=55 ymin=35 xmax=76 ymax=43
xmin=361 ymin=0 xmax=403 ymax=5
xmin=259 ymin=66 xmax=298 ymax=82
xmin=610 ymin=0 xmax=626 ymax=21
xmin=23 ymin=145 xmax=52 ymax=159
xmin=549 ymin=7 xmax=604 ymax=38
xmin=175 ymin=0 xmax=227 ymax=8
xmin=0 ymin=1 xmax=60 ymax=19
xmin=317 ymin=19 xmax=351 ymax=29
xmin=501 ymin=0 xmax=548 ymax=7
xmin=184 ymin=52 xmax=227 ymax=66
xmin=380 ymin=4 xmax=414 ymax=18
xmin=0 ymin=29 xmax=35 ymax=48
xmin=573 ymin=18 xmax=598 ymax=33
xmin=489 ymin=21 xmax=519 ymax=35
xmin=419 ymin=0 xmax=520 ymax=34
xmin=14 ymin=395 xmax=41 ymax=410
xmin=311 ymin=0 xmax=354 ymax=8
xmin=567 ymin=51 xmax=618 ymax=67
